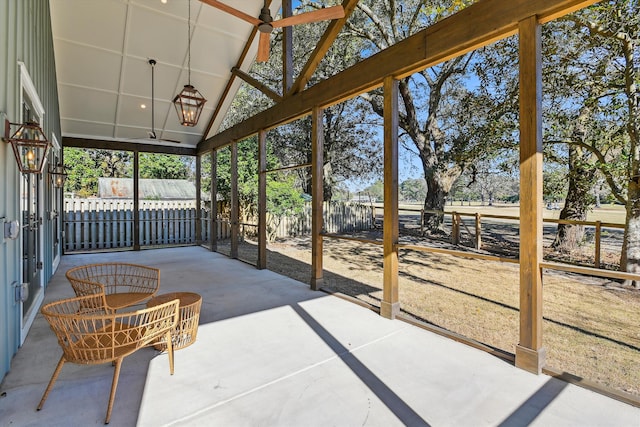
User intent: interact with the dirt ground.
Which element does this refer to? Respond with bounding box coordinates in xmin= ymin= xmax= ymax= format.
xmin=216 ymin=233 xmax=640 ymax=399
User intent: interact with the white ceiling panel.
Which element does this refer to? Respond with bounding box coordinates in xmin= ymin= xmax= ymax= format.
xmin=59 ymin=86 xmax=119 ymax=123
xmin=190 ymin=27 xmax=246 ymax=77
xmin=62 ymin=119 xmax=116 ymax=139
xmin=54 ymin=41 xmax=123 ymax=92
xmin=126 ymin=5 xmax=188 ymax=66
xmin=120 ymin=57 xmax=183 ymax=100
xmin=50 ymin=0 xmax=128 ymax=53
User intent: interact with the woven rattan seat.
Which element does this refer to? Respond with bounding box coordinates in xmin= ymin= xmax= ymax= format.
xmin=37 ymin=294 xmax=179 ymax=424
xmin=66 ymin=263 xmax=160 ymax=311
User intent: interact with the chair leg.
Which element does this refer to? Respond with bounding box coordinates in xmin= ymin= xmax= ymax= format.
xmin=105 ymin=358 xmax=123 ymax=424
xmin=165 ymin=331 xmax=175 ymax=375
xmin=37 ymin=356 xmax=66 ymax=411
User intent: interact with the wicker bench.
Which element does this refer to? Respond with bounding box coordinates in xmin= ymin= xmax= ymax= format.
xmin=66 ymin=263 xmax=160 ymax=311
xmin=37 ymin=293 xmax=179 ymax=424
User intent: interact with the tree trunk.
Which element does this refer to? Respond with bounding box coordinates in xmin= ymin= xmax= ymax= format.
xmin=551 ymin=153 xmax=595 ymax=251
xmin=552 ymin=109 xmax=595 ymax=252
xmin=619 ymin=27 xmax=640 ymax=289
xmin=422 ymin=170 xmax=458 ymax=234
xmin=621 ymin=181 xmax=640 ymax=288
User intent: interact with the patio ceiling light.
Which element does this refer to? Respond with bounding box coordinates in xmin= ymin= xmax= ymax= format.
xmin=5 ymin=120 xmax=51 ymax=174
xmin=49 ymin=163 xmax=68 ymax=188
xmin=173 ymin=0 xmax=206 ymax=127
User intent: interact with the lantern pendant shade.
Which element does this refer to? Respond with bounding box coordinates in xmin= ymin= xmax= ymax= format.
xmin=49 ymin=163 xmax=68 ymax=188
xmin=8 ymin=121 xmax=51 ymax=174
xmin=173 ymin=84 xmax=206 ymax=127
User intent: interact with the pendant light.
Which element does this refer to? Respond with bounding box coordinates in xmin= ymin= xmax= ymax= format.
xmin=173 ymin=0 xmax=206 ymax=127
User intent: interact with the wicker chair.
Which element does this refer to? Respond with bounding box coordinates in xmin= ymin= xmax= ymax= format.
xmin=37 ymin=294 xmax=179 ymax=424
xmin=66 ymin=263 xmax=160 ymax=311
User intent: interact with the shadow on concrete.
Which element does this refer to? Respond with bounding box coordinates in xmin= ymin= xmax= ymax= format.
xmin=497 ymin=378 xmax=569 ymax=427
xmin=292 ymin=303 xmax=431 ymax=426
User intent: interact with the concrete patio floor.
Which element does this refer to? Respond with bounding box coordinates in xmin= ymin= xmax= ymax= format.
xmin=0 ymin=246 xmax=638 ymax=426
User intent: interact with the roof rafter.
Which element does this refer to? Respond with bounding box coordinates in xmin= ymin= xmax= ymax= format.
xmin=288 ymin=0 xmax=360 ymax=97
xmin=231 ymin=67 xmax=283 ymax=102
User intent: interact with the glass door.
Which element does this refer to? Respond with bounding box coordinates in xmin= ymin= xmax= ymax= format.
xmin=21 ymin=171 xmax=42 ymax=321
xmin=19 ymin=91 xmax=45 ymax=341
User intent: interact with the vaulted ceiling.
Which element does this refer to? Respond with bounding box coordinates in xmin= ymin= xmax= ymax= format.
xmin=50 ymin=0 xmax=282 ymax=149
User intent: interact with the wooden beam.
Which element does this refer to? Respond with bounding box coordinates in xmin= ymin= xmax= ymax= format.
xmin=230 ymin=144 xmax=239 ymax=259
xmin=516 ymin=15 xmax=545 ymax=374
xmin=63 ymin=137 xmax=196 ymax=156
xmin=231 ymin=67 xmax=283 ymax=102
xmin=311 ymin=107 xmax=324 ymax=291
xmin=282 ymin=0 xmax=293 ymax=94
xmin=257 ymin=130 xmax=267 ymax=269
xmin=381 ymin=76 xmax=399 ymax=319
xmin=195 ymin=154 xmax=202 ymax=245
xmin=210 ymin=149 xmax=218 ymax=252
xmin=133 ymin=150 xmax=140 ymax=251
xmin=198 ymin=0 xmax=597 ymax=154
xmin=288 ymin=0 xmax=359 ymax=96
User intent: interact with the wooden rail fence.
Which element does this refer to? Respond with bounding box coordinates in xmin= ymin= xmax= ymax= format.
xmin=373 ymin=206 xmax=624 ymax=269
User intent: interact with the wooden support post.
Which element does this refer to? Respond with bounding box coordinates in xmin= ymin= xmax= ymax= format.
xmin=420 ymin=209 xmax=425 ymax=236
xmin=516 ymin=15 xmax=546 ymax=374
xmin=475 ymin=213 xmax=482 ymax=250
xmin=210 ymin=149 xmax=218 ymax=252
xmin=382 ymin=76 xmax=400 ymax=319
xmin=258 ymin=130 xmax=267 ymax=269
xmin=195 ymin=155 xmax=202 ymax=245
xmin=282 ymin=0 xmax=293 ymax=94
xmin=594 ymin=220 xmax=601 ymax=269
xmin=311 ymin=106 xmax=324 ymax=291
xmin=230 ymin=144 xmax=239 ymax=259
xmin=133 ymin=150 xmax=140 ymax=251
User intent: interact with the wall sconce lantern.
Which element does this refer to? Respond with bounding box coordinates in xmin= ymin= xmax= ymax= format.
xmin=173 ymin=0 xmax=206 ymax=127
xmin=49 ymin=163 xmax=68 ymax=188
xmin=5 ymin=120 xmax=51 ymax=174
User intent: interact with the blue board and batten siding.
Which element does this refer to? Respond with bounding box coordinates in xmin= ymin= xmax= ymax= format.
xmin=0 ymin=0 xmax=62 ymax=381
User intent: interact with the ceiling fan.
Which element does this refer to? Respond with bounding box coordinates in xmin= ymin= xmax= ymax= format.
xmin=145 ymin=59 xmax=180 ymax=143
xmin=200 ymin=0 xmax=345 ymax=62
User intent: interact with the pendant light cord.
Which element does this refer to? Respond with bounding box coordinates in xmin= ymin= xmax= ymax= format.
xmin=187 ymin=0 xmax=191 ymax=86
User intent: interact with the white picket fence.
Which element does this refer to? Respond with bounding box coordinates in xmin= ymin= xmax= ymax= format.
xmin=64 ymin=199 xmax=374 ymax=252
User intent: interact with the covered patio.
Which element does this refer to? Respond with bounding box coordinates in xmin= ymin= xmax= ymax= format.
xmin=1 ymin=246 xmax=637 ymax=426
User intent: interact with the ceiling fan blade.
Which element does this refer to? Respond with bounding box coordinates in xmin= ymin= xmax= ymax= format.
xmin=272 ymin=5 xmax=344 ymax=28
xmin=257 ymin=31 xmax=270 ymax=62
xmin=199 ymin=0 xmax=261 ymax=26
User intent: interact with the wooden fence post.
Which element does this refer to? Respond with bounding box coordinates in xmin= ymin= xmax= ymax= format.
xmin=595 ymin=220 xmax=601 ymax=269
xmin=451 ymin=211 xmax=460 ymax=245
xmin=475 ymin=213 xmax=482 ymax=250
